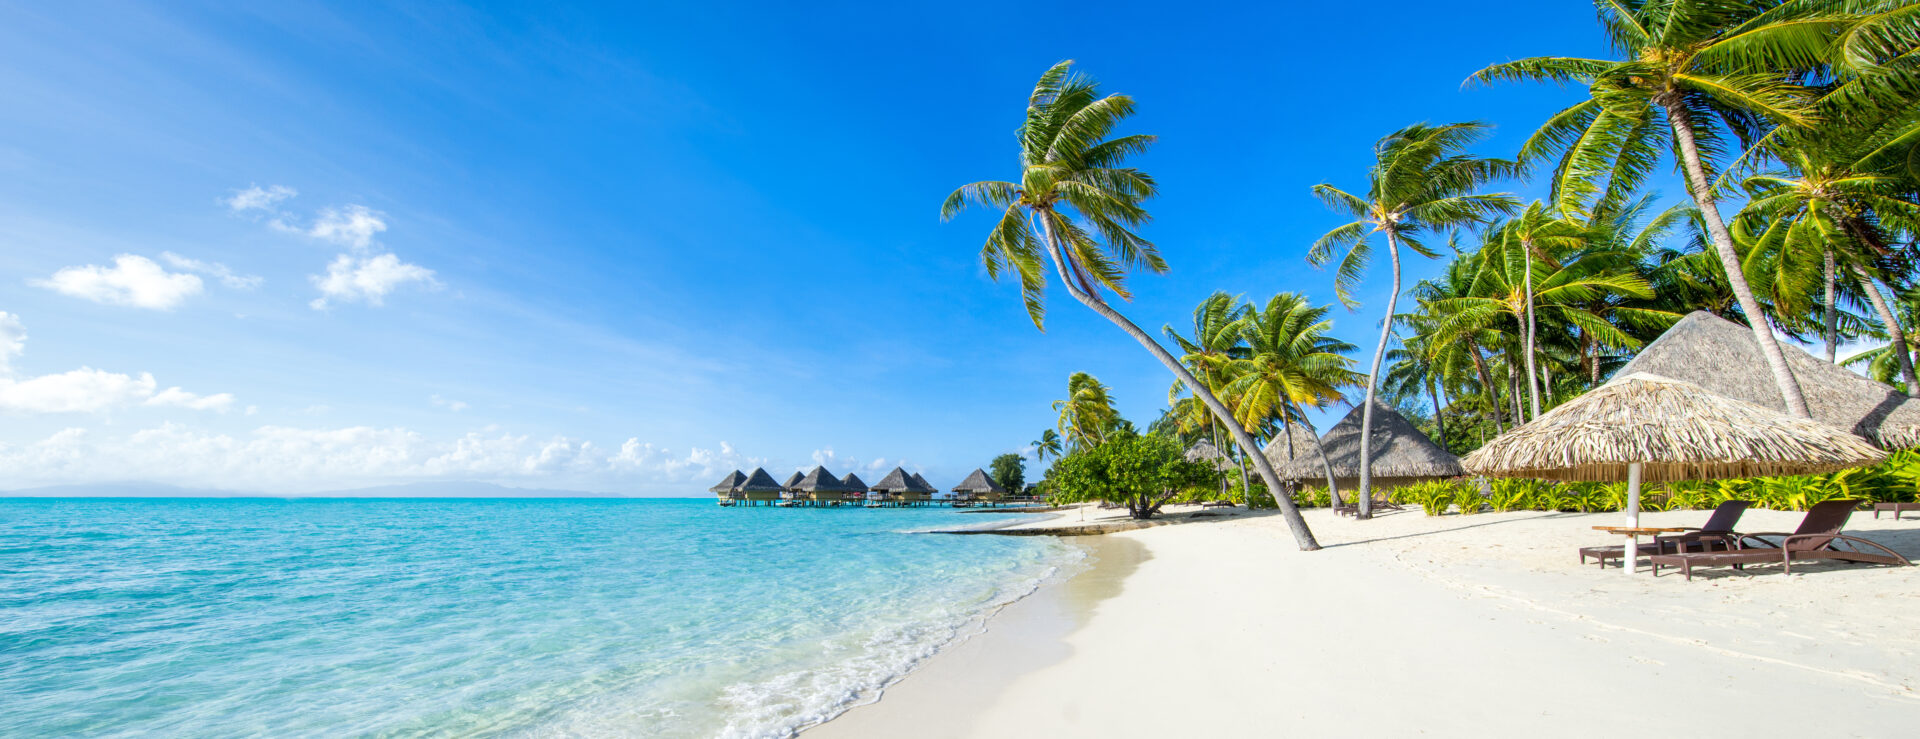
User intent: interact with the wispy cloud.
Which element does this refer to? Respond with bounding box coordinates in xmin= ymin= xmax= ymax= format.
xmin=30 ymin=254 xmax=204 ymax=310
xmin=430 ymin=394 xmax=469 ymax=412
xmin=0 ymin=312 xmax=23 ymax=374
xmin=160 ymin=252 xmax=262 ymax=290
xmin=222 ymin=184 xmax=297 ymax=213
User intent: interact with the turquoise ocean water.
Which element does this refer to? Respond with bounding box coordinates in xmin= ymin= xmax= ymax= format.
xmin=0 ymin=498 xmax=1075 ymax=737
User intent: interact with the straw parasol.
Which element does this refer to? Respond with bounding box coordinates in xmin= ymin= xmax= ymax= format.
xmin=709 ymin=470 xmax=747 ymax=493
xmin=1274 ymin=399 xmax=1462 ymax=487
xmin=1614 ymin=310 xmax=1920 ymax=448
xmin=1463 ymin=373 xmax=1887 ymax=573
xmin=951 ymin=468 xmax=1008 ymax=495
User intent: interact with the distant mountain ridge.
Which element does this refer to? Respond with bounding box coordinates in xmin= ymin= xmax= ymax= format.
xmin=0 ymin=481 xmax=628 ymax=498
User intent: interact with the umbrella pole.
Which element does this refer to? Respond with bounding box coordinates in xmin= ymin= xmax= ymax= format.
xmin=1624 ymin=462 xmax=1642 ymax=575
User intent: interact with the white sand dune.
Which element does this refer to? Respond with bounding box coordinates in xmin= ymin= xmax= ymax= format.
xmin=812 ymin=505 xmax=1920 ymax=737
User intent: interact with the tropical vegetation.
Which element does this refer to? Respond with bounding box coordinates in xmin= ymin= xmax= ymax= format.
xmin=973 ymin=1 xmax=1920 ymax=531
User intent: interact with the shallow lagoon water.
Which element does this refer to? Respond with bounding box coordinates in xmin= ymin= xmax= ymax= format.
xmin=0 ymin=498 xmax=1074 ymax=737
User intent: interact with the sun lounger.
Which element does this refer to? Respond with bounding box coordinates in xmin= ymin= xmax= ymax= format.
xmin=1649 ymin=500 xmax=1908 ymax=581
xmin=1874 ymin=502 xmax=1920 ymax=520
xmin=1578 ymin=500 xmax=1751 ymax=567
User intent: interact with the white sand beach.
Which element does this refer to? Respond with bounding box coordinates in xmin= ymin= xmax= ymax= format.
xmin=812 ymin=505 xmax=1920 ymax=737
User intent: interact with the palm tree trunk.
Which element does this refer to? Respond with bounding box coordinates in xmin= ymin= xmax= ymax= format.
xmin=1663 ymin=99 xmax=1811 ymax=418
xmin=1292 ymin=411 xmax=1341 ymax=509
xmin=1522 ymin=239 xmax=1541 ymax=420
xmin=1427 ymin=375 xmax=1448 ymax=451
xmin=1035 ymin=215 xmax=1320 ymax=549
xmin=1856 ymin=267 xmax=1919 ymax=396
xmin=1355 ymin=233 xmax=1405 ymax=520
xmin=1467 ymin=341 xmax=1503 ymax=434
xmin=1824 ymin=248 xmax=1839 ymax=363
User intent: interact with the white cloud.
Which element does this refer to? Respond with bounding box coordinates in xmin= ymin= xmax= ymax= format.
xmin=308 ymin=205 xmax=387 ymax=250
xmin=147 ymin=386 xmax=236 ymax=412
xmin=430 ymin=394 xmax=469 ymax=412
xmin=0 ymin=315 xmax=234 ymax=414
xmin=309 ymin=253 xmax=436 ymax=309
xmin=0 ymin=368 xmax=157 ymax=413
xmin=30 ymin=254 xmax=204 ymax=310
xmin=223 ymin=184 xmax=297 ymax=213
xmin=0 ymin=424 xmax=766 ymax=493
xmin=160 ymin=252 xmax=262 ymax=290
xmin=0 ymin=312 xmax=23 ymax=374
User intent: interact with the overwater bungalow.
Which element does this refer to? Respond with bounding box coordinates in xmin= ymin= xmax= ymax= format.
xmin=735 ymin=467 xmax=785 ymax=506
xmin=951 ymin=468 xmax=1006 ymax=507
xmin=871 ymin=467 xmax=925 ymax=507
xmin=710 ymin=469 xmax=747 ymax=506
xmin=794 ymin=466 xmax=851 ymax=506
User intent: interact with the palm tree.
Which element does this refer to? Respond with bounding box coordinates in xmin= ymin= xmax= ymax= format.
xmin=1053 ymin=372 xmax=1120 ymax=451
xmin=1498 ymin=203 xmax=1587 ymax=419
xmin=1031 ymin=429 xmax=1063 ymax=463
xmin=1310 ymin=122 xmax=1517 ymax=518
xmin=943 ymin=61 xmax=1322 ymax=549
xmin=1429 ymin=219 xmax=1660 ymax=418
xmin=1223 ymin=293 xmax=1359 ymax=506
xmin=1470 ymin=1 xmax=1865 ymax=418
xmin=1165 ymin=292 xmax=1255 ymax=495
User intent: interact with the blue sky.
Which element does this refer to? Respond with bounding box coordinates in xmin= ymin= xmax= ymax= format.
xmin=0 ymin=1 xmax=1639 ymax=494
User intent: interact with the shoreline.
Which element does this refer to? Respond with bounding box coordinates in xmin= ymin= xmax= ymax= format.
xmin=811 ymin=505 xmax=1920 ymax=737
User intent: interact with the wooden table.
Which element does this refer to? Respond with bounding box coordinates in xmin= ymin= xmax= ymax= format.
xmin=1592 ymin=526 xmax=1690 ymax=573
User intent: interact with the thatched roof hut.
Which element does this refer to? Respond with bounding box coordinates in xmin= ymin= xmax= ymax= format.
xmin=908 ymin=472 xmax=938 ymax=494
xmin=781 ymin=471 xmax=806 ymax=491
xmin=952 ymin=468 xmax=1007 ymax=494
xmin=736 ymin=468 xmax=785 ymax=492
xmin=1613 ymin=310 xmax=1920 ymax=448
xmin=1275 ymin=400 xmax=1463 ymax=487
xmin=1463 ymin=373 xmax=1887 ymax=483
xmin=1184 ymin=440 xmax=1235 ymax=473
xmin=1260 ymin=422 xmax=1327 ymax=471
xmin=840 ymin=472 xmax=870 ymax=493
xmin=870 ymin=467 xmax=915 ymax=493
xmin=709 ymin=470 xmax=747 ymax=493
xmin=793 ymin=466 xmax=848 ymax=492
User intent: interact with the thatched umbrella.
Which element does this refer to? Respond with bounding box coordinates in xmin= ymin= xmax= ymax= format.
xmin=709 ymin=470 xmax=747 ymax=493
xmin=1463 ymin=373 xmax=1887 ymax=573
xmin=1275 ymin=400 xmax=1462 ymax=488
xmin=1615 ymin=310 xmax=1920 ymax=448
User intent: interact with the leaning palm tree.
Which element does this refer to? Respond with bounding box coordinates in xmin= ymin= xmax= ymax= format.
xmin=1470 ymin=0 xmax=1865 ymax=418
xmin=1310 ymin=122 xmax=1517 ymax=518
xmin=943 ymin=61 xmax=1322 ymax=548
xmin=1223 ymin=293 xmax=1359 ymax=505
